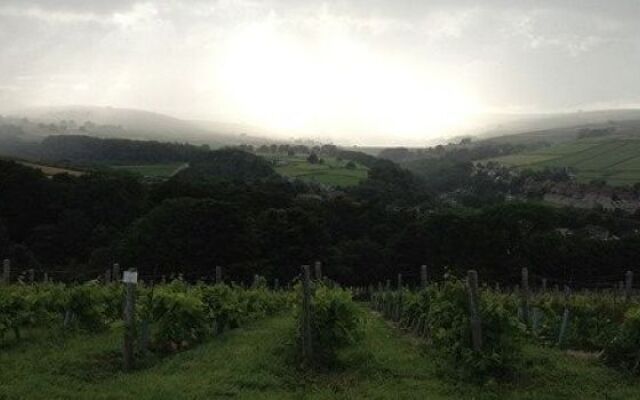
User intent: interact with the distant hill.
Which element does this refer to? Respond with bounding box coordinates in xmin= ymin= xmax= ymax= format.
xmin=5 ymin=105 xmax=271 ymax=146
xmin=38 ymin=135 xmax=211 ymax=165
xmin=475 ymin=109 xmax=640 ymax=145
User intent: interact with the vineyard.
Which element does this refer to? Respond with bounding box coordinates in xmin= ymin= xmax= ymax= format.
xmin=2 ymin=261 xmax=640 ymax=399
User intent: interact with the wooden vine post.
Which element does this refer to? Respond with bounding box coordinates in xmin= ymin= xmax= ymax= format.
xmin=123 ymin=269 xmax=138 ymax=372
xmin=301 ymin=265 xmax=313 ymax=363
xmin=541 ymin=278 xmax=547 ymax=293
xmin=215 ymin=266 xmax=223 ymax=284
xmin=466 ymin=270 xmax=482 ymax=351
xmin=521 ymin=267 xmax=530 ymax=325
xmin=2 ymin=259 xmax=10 ymax=284
xmin=314 ymin=261 xmax=323 ymax=281
xmin=557 ymin=285 xmax=571 ymax=347
xmin=420 ymin=265 xmax=428 ymax=290
xmin=395 ymin=273 xmax=403 ymax=322
xmin=113 ymin=263 xmax=121 ymax=282
xmin=625 ymin=270 xmax=634 ymax=301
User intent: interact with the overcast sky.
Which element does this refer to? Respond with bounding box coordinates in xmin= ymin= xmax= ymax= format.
xmin=1 ymin=0 xmax=639 ymax=143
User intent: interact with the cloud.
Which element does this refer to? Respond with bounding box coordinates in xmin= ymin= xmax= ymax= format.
xmin=0 ymin=0 xmax=134 ymax=15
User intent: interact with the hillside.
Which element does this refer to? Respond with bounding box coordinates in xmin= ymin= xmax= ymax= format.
xmin=475 ymin=109 xmax=640 ymax=143
xmin=486 ymin=138 xmax=640 ymax=186
xmin=259 ymin=153 xmax=368 ymax=187
xmin=4 ymin=106 xmax=270 ymax=146
xmin=4 ymin=310 xmax=639 ymax=400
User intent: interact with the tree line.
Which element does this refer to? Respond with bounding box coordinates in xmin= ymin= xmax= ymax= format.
xmin=2 ymin=143 xmax=640 ymax=286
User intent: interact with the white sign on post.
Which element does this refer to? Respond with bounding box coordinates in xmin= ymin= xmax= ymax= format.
xmin=123 ymin=270 xmax=138 ymax=284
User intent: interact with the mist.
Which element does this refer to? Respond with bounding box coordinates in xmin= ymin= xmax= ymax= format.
xmin=1 ymin=0 xmax=640 ymax=145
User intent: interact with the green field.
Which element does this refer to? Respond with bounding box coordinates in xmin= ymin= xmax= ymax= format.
xmin=263 ymin=155 xmax=368 ymax=187
xmin=112 ymin=163 xmax=187 ymax=177
xmin=2 ymin=309 xmax=638 ymax=399
xmin=486 ymin=139 xmax=640 ymax=185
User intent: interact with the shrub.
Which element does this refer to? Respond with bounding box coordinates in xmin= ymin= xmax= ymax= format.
xmin=296 ymin=282 xmax=363 ymax=366
xmin=151 ymin=289 xmax=208 ymax=352
xmin=603 ymin=306 xmax=640 ymax=374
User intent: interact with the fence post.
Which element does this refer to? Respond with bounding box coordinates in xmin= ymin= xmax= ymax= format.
xmin=105 ymin=269 xmax=112 ymax=284
xmin=541 ymin=278 xmax=547 ymax=293
xmin=467 ymin=270 xmax=482 ymax=351
xmin=625 ymin=271 xmax=634 ymax=301
xmin=2 ymin=259 xmax=10 ymax=284
xmin=558 ymin=285 xmax=571 ymax=347
xmin=123 ymin=269 xmax=138 ymax=372
xmin=314 ymin=261 xmax=322 ymax=281
xmin=301 ymin=265 xmax=313 ymax=363
xmin=28 ymin=269 xmax=34 ymax=284
xmin=420 ymin=265 xmax=428 ymax=290
xmin=215 ymin=266 xmax=223 ymax=284
xmin=274 ymin=278 xmax=280 ymax=291
xmin=394 ymin=273 xmax=403 ymax=322
xmin=521 ymin=267 xmax=530 ymax=325
xmin=113 ymin=263 xmax=120 ymax=282
xmin=43 ymin=272 xmax=49 ymax=283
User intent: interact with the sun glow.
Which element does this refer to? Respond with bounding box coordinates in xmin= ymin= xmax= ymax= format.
xmin=218 ymin=23 xmax=480 ymax=142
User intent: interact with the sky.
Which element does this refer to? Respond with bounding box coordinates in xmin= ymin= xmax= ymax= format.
xmin=1 ymin=0 xmax=639 ymax=144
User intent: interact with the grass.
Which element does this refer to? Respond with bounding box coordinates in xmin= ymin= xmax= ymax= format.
xmin=2 ymin=309 xmax=639 ymax=399
xmin=486 ymin=139 xmax=640 ymax=186
xmin=261 ymin=154 xmax=368 ymax=187
xmin=14 ymin=161 xmax=84 ymax=177
xmin=111 ymin=163 xmax=187 ymax=177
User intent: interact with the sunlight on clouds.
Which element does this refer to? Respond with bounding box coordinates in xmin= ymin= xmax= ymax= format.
xmin=2 ymin=0 xmax=638 ymax=144
xmin=218 ymin=21 xmax=480 ymax=139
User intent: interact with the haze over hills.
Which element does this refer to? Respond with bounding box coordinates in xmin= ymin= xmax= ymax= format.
xmin=5 ymin=105 xmax=640 ymax=147
xmin=471 ymin=109 xmax=640 ymax=142
xmin=4 ymin=105 xmax=273 ymax=147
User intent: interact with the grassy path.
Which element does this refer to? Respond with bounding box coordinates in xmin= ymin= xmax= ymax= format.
xmin=1 ymin=310 xmax=640 ymax=399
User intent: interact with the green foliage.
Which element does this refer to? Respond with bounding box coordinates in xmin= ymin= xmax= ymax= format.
xmin=118 ymin=198 xmax=256 ymax=275
xmin=0 ymin=282 xmax=122 ymax=339
xmin=373 ymin=277 xmax=524 ymax=383
xmin=603 ymin=306 xmax=640 ymax=374
xmin=0 ymin=280 xmax=290 ymax=356
xmin=0 ymin=287 xmax=32 ymax=340
xmin=429 ymin=279 xmax=523 ymax=382
xmin=176 ymin=148 xmax=276 ymax=182
xmin=296 ymin=282 xmax=363 ymax=365
xmin=530 ymin=292 xmax=626 ymax=350
xmin=150 ymin=289 xmax=208 ymax=351
xmin=140 ymin=280 xmax=291 ymax=353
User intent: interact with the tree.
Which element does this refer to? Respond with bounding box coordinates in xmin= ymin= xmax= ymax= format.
xmin=175 ymin=149 xmax=276 ymax=182
xmin=119 ymin=198 xmax=256 ymax=278
xmin=307 ymin=153 xmax=319 ymax=164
